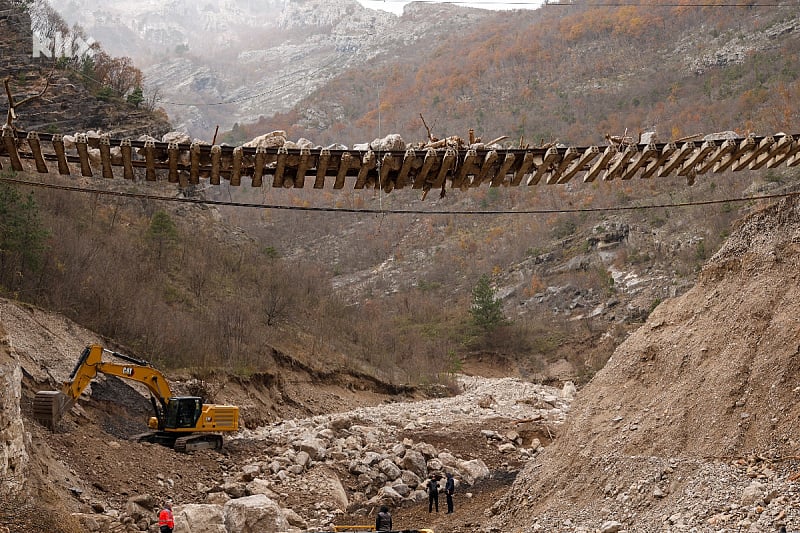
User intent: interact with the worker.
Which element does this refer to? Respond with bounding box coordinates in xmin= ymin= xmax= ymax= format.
xmin=375 ymin=505 xmax=393 ymax=531
xmin=427 ymin=474 xmax=439 ymax=513
xmin=444 ymin=472 xmax=455 ymax=514
xmin=158 ymin=500 xmax=175 ymax=533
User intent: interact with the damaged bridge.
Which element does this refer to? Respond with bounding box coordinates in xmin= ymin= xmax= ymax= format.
xmin=1 ymin=128 xmax=799 ymax=196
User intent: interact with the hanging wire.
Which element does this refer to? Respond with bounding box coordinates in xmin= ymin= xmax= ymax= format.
xmin=0 ymin=174 xmax=794 ymax=215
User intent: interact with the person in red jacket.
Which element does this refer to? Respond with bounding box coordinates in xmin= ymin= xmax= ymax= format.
xmin=158 ymin=501 xmax=174 ymax=533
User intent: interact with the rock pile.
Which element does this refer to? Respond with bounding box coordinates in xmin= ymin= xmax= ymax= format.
xmin=69 ymin=376 xmax=572 ymax=533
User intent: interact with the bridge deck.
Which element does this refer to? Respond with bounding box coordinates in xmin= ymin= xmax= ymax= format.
xmin=2 ymin=128 xmax=798 ymax=195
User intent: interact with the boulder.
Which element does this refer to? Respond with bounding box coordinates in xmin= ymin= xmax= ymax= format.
xmin=223 ymin=494 xmax=289 ymax=533
xmin=242 ymin=131 xmax=286 ymax=149
xmin=398 ymin=449 xmax=427 ymax=478
xmin=459 ymin=459 xmax=489 ymax=485
xmin=173 ymin=503 xmax=226 ymax=533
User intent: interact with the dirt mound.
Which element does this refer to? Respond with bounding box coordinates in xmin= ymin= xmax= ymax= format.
xmin=491 ymin=196 xmax=800 ymax=530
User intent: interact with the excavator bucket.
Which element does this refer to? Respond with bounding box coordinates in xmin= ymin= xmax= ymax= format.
xmin=33 ymin=390 xmax=74 ymax=429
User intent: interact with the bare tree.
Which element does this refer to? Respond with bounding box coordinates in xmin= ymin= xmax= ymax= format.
xmin=29 ymin=0 xmax=68 ymax=60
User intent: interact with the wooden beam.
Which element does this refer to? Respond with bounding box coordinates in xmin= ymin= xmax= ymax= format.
xmin=713 ymin=136 xmax=755 ymax=173
xmin=121 ymin=138 xmax=133 ymax=180
xmin=431 ymin=148 xmax=457 ymax=189
xmin=210 ymin=145 xmax=222 ymax=185
xmin=413 ymin=149 xmax=438 ymax=190
xmin=547 ymin=146 xmax=578 ymax=184
xmin=640 ymin=142 xmax=676 ymax=179
xmin=354 ymin=150 xmax=376 ymax=189
xmin=695 ymin=139 xmax=735 ymax=174
xmin=751 ymin=134 xmax=793 ymax=169
xmin=395 ymin=148 xmax=418 ymax=189
xmin=143 ymin=139 xmax=157 ymax=181
xmin=26 ymin=131 xmax=48 ymax=173
xmin=557 ymin=146 xmax=599 ymax=184
xmin=584 ymin=145 xmax=617 ymax=183
xmin=657 ymin=141 xmax=695 ymax=178
xmin=253 ymin=146 xmax=267 ymax=187
xmin=491 ymin=152 xmax=516 ymax=187
xmin=766 ymin=138 xmax=800 ymax=168
xmin=4 ymin=126 xmax=24 ymax=171
xmin=453 ymin=149 xmax=478 ymax=189
xmin=168 ymin=142 xmax=180 ymax=183
xmin=511 ymin=151 xmax=536 ymax=186
xmin=528 ymin=147 xmax=559 ymax=185
xmin=603 ymin=144 xmax=637 ymax=181
xmin=292 ymin=147 xmax=310 ymax=188
xmin=731 ymin=136 xmax=774 ymax=171
xmin=313 ymin=148 xmax=330 ymax=189
xmin=99 ymin=135 xmax=113 ymax=179
xmin=678 ymin=140 xmax=716 ymax=176
xmin=230 ymin=146 xmax=242 ymax=186
xmin=273 ymin=146 xmax=288 ymax=187
xmin=52 ymin=134 xmax=70 ymax=175
xmin=379 ymin=153 xmax=402 ymax=192
xmin=472 ymin=150 xmax=499 ymax=187
xmin=621 ymin=143 xmax=657 ymax=180
xmin=189 ymin=143 xmax=201 ymax=184
xmin=334 ymin=152 xmax=352 ymax=189
xmin=75 ymin=134 xmax=93 ymax=177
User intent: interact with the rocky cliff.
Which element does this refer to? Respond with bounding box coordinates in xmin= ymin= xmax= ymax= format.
xmin=0 ymin=331 xmax=28 ymax=499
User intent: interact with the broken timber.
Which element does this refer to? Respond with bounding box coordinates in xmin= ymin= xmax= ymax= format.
xmin=1 ymin=128 xmax=798 ymax=197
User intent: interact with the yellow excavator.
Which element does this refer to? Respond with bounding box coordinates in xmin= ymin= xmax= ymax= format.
xmin=33 ymin=344 xmax=239 ymax=452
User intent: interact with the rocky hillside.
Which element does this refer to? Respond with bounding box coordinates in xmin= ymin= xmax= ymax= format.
xmin=46 ymin=0 xmax=494 ymax=138
xmin=0 ymin=0 xmax=170 ymax=137
xmin=489 ymin=195 xmax=800 ymax=531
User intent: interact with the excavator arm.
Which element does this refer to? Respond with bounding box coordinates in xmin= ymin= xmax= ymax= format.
xmin=34 ymin=343 xmax=239 ymax=452
xmin=34 ymin=344 xmax=173 ymax=429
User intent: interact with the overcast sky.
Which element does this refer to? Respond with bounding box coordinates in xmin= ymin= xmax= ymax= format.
xmin=357 ymin=0 xmax=545 ymax=15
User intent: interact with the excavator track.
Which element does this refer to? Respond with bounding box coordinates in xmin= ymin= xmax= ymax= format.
xmin=173 ymin=434 xmax=223 ymax=453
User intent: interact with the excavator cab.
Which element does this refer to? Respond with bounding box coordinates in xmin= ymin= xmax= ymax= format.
xmin=165 ymin=397 xmax=203 ymax=429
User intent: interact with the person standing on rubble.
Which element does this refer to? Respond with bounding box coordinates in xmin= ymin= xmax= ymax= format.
xmin=158 ymin=500 xmax=174 ymax=533
xmin=427 ymin=474 xmax=440 ymax=513
xmin=375 ymin=505 xmax=393 ymax=531
xmin=444 ymin=472 xmax=455 ymax=514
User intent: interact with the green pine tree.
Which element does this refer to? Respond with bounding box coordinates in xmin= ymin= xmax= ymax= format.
xmin=127 ymin=86 xmax=144 ymax=108
xmin=0 ymin=183 xmax=49 ymax=291
xmin=146 ymin=210 xmax=179 ymax=262
xmin=470 ymin=274 xmax=505 ymax=332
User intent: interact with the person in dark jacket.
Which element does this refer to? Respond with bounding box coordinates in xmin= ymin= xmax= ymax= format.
xmin=375 ymin=505 xmax=392 ymax=531
xmin=427 ymin=475 xmax=439 ymax=513
xmin=444 ymin=472 xmax=455 ymax=514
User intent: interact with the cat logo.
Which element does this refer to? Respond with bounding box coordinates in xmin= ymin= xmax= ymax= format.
xmin=122 ymin=367 xmax=134 ymax=376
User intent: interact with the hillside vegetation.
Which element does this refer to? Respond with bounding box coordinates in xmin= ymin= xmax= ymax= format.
xmin=252 ymin=1 xmax=800 ymax=146
xmin=4 ymin=0 xmax=800 ymax=389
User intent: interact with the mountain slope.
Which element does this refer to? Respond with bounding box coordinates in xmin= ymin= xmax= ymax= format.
xmin=261 ymin=3 xmax=800 ymax=147
xmin=490 ymin=194 xmax=800 ymax=530
xmin=47 ymin=0 xmax=495 ymax=138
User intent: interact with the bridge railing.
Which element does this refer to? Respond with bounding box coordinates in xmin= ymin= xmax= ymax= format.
xmin=2 ymin=128 xmax=798 ymax=196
